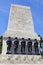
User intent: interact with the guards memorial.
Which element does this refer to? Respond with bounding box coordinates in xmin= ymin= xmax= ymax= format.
xmin=2 ymin=4 xmax=40 ymax=54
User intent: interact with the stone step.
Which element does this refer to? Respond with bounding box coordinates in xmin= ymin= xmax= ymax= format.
xmin=0 ymin=55 xmax=43 ymax=64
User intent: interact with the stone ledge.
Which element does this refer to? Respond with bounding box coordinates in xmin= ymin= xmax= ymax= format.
xmin=0 ymin=55 xmax=43 ymax=64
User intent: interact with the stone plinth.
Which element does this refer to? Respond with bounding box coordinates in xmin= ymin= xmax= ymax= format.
xmin=0 ymin=55 xmax=42 ymax=64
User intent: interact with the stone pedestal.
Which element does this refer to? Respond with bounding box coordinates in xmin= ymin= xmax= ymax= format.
xmin=0 ymin=55 xmax=42 ymax=64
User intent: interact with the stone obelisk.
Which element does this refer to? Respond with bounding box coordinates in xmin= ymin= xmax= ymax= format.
xmin=2 ymin=4 xmax=40 ymax=54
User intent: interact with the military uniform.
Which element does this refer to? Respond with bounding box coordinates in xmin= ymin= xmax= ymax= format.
xmin=27 ymin=38 xmax=32 ymax=52
xmin=14 ymin=37 xmax=19 ymax=52
xmin=21 ymin=38 xmax=26 ymax=52
xmin=34 ymin=39 xmax=38 ymax=53
xmin=6 ymin=37 xmax=12 ymax=51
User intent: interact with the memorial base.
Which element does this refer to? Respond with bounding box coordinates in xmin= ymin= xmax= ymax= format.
xmin=0 ymin=55 xmax=42 ymax=64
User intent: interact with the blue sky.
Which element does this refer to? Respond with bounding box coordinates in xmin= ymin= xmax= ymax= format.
xmin=0 ymin=0 xmax=43 ymax=37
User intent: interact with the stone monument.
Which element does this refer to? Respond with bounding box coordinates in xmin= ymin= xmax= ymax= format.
xmin=2 ymin=4 xmax=40 ymax=54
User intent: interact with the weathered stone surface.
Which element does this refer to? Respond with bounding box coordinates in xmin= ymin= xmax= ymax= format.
xmin=2 ymin=4 xmax=40 ymax=55
xmin=0 ymin=4 xmax=42 ymax=65
xmin=3 ymin=4 xmax=40 ymax=40
xmin=0 ymin=55 xmax=43 ymax=64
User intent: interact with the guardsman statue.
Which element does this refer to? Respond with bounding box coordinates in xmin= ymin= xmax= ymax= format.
xmin=27 ymin=38 xmax=32 ymax=52
xmin=6 ymin=37 xmax=12 ymax=52
xmin=21 ymin=38 xmax=26 ymax=52
xmin=34 ymin=39 xmax=39 ymax=53
xmin=14 ymin=37 xmax=19 ymax=53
